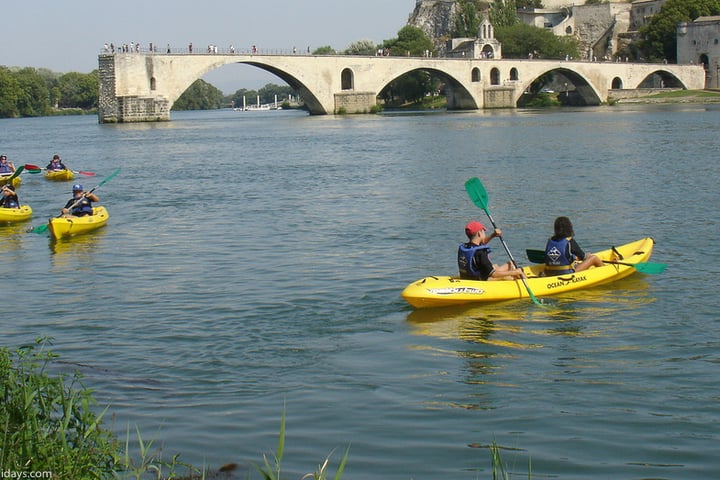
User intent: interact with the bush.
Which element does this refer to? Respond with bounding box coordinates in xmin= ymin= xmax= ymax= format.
xmin=0 ymin=338 xmax=116 ymax=478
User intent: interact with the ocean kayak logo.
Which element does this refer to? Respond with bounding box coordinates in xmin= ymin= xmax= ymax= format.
xmin=428 ymin=287 xmax=485 ymax=295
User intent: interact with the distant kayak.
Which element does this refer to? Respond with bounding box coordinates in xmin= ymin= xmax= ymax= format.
xmin=0 ymin=205 xmax=32 ymax=223
xmin=45 ymin=169 xmax=74 ymax=181
xmin=401 ymin=237 xmax=657 ymax=308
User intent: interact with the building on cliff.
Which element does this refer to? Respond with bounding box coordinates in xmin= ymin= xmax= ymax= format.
xmin=677 ymin=16 xmax=720 ymax=89
xmin=409 ymin=0 xmax=667 ymax=63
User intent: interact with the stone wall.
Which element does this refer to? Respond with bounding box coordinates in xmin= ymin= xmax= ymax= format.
xmin=97 ymin=55 xmax=119 ymax=123
xmin=97 ymin=54 xmax=171 ymax=123
xmin=334 ymin=92 xmax=377 ymax=114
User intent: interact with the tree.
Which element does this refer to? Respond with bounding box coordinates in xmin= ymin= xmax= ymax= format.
xmin=13 ymin=67 xmax=52 ymax=117
xmin=496 ymin=23 xmax=580 ymax=59
xmin=453 ymin=0 xmax=482 ymax=38
xmin=344 ymin=40 xmax=378 ymax=56
xmin=383 ymin=25 xmax=435 ymax=56
xmin=173 ymin=79 xmax=225 ymax=110
xmin=56 ymin=71 xmax=99 ymax=109
xmin=490 ymin=0 xmax=519 ymax=28
xmin=312 ymin=46 xmax=336 ymax=55
xmin=0 ymin=67 xmax=22 ymax=118
xmin=639 ymin=0 xmax=720 ymax=62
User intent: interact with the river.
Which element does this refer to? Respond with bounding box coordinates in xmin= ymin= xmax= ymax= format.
xmin=1 ymin=105 xmax=719 ymax=479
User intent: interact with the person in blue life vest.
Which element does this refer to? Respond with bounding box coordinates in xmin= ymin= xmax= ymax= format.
xmin=544 ymin=216 xmax=603 ymax=276
xmin=458 ymin=220 xmax=526 ymax=281
xmin=0 ymin=155 xmax=15 ymax=174
xmin=46 ymin=154 xmax=67 ymax=171
xmin=61 ymin=184 xmax=99 ymax=218
xmin=0 ymin=184 xmax=20 ymax=208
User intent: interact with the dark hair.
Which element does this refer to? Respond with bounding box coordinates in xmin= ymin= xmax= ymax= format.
xmin=553 ymin=216 xmax=574 ymax=238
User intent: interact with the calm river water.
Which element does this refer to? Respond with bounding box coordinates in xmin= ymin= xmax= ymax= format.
xmin=2 ymin=105 xmax=719 ymax=479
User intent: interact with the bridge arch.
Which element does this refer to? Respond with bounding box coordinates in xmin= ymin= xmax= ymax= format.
xmin=637 ymin=69 xmax=685 ymax=89
xmin=612 ymin=77 xmax=623 ymax=89
xmin=376 ymin=66 xmax=479 ymax=110
xmin=517 ymin=67 xmax=603 ymax=106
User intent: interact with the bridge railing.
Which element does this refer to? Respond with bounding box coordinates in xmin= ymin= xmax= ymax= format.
xmin=98 ymin=45 xmax=698 ymax=65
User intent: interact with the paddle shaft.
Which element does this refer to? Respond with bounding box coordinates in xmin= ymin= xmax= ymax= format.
xmin=483 ymin=209 xmax=540 ymax=299
xmin=525 ymin=249 xmax=665 ymax=274
xmin=464 ymin=177 xmax=542 ymax=305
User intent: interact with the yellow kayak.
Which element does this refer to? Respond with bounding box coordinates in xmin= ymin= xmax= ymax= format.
xmin=401 ymin=237 xmax=656 ymax=308
xmin=48 ymin=206 xmax=109 ymax=240
xmin=45 ymin=169 xmax=74 ymax=181
xmin=0 ymin=173 xmax=22 ymax=188
xmin=0 ymin=205 xmax=32 ymax=223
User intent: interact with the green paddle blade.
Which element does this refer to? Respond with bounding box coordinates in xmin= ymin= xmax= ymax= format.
xmin=464 ymin=177 xmax=489 ymax=212
xmin=26 ymin=169 xmax=42 ymax=174
xmin=620 ymin=261 xmax=667 ymax=274
xmin=30 ymin=223 xmax=49 ymax=234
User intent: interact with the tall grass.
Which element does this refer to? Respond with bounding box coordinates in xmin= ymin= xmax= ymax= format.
xmin=0 ymin=338 xmax=115 ymax=478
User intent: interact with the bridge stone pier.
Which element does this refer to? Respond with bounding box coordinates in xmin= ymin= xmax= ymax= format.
xmin=98 ymin=53 xmax=705 ymax=123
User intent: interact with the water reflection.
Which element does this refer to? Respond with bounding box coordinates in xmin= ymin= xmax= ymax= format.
xmin=407 ymin=276 xmax=654 ymax=347
xmin=49 ymin=229 xmax=106 ymax=266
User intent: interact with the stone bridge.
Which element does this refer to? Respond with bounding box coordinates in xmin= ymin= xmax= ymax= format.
xmin=97 ymin=52 xmax=706 ymax=123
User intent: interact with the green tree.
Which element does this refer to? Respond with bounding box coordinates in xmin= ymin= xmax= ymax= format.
xmin=0 ymin=67 xmax=23 ymax=118
xmin=258 ymin=83 xmax=294 ymax=104
xmin=312 ymin=45 xmax=337 ymax=55
xmin=56 ymin=71 xmax=99 ymax=109
xmin=639 ymin=0 xmax=720 ymax=62
xmin=13 ymin=67 xmax=52 ymax=117
xmin=453 ymin=0 xmax=482 ymax=38
xmin=490 ymin=0 xmax=519 ymax=27
xmin=173 ymin=79 xmax=226 ymax=110
xmin=344 ymin=40 xmax=379 ymax=55
xmin=383 ymin=25 xmax=435 ymax=56
xmin=496 ymin=23 xmax=580 ymax=59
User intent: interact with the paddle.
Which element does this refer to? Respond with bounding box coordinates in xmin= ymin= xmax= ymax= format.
xmin=0 ymin=165 xmax=25 ymax=183
xmin=23 ymin=164 xmax=95 ymax=176
xmin=525 ymin=248 xmax=667 ymax=274
xmin=464 ymin=177 xmax=542 ymax=305
xmin=29 ymin=167 xmax=121 ymax=234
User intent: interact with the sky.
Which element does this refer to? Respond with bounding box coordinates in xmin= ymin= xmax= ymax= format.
xmin=1 ymin=0 xmax=416 ymax=93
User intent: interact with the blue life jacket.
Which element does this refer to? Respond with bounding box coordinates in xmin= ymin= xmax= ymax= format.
xmin=545 ymin=237 xmax=575 ymax=275
xmin=71 ymin=197 xmax=94 ymax=216
xmin=1 ymin=196 xmax=19 ymax=208
xmin=0 ymin=165 xmax=12 ymax=174
xmin=458 ymin=243 xmax=491 ymax=279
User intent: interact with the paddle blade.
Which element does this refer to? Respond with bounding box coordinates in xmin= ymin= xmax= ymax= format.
xmin=76 ymin=171 xmax=95 ymax=176
xmin=464 ymin=177 xmax=489 ymax=212
xmin=30 ymin=223 xmax=49 ymax=234
xmin=24 ymin=164 xmax=41 ymax=171
xmin=632 ymin=262 xmax=667 ymax=274
xmin=26 ymin=169 xmax=42 ymax=174
xmin=526 ymin=249 xmax=545 ymax=264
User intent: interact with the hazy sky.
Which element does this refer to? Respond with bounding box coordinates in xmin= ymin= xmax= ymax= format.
xmin=2 ymin=0 xmax=416 ymax=93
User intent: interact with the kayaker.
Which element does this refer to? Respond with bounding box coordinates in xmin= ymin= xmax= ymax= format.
xmin=458 ymin=220 xmax=526 ymax=281
xmin=46 ymin=154 xmax=68 ymax=171
xmin=0 ymin=155 xmax=15 ymax=173
xmin=61 ymin=184 xmax=99 ymax=217
xmin=0 ymin=185 xmax=20 ymax=208
xmin=544 ymin=216 xmax=603 ymax=275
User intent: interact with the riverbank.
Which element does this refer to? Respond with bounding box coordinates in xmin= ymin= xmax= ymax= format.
xmin=615 ymin=89 xmax=720 ymax=104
